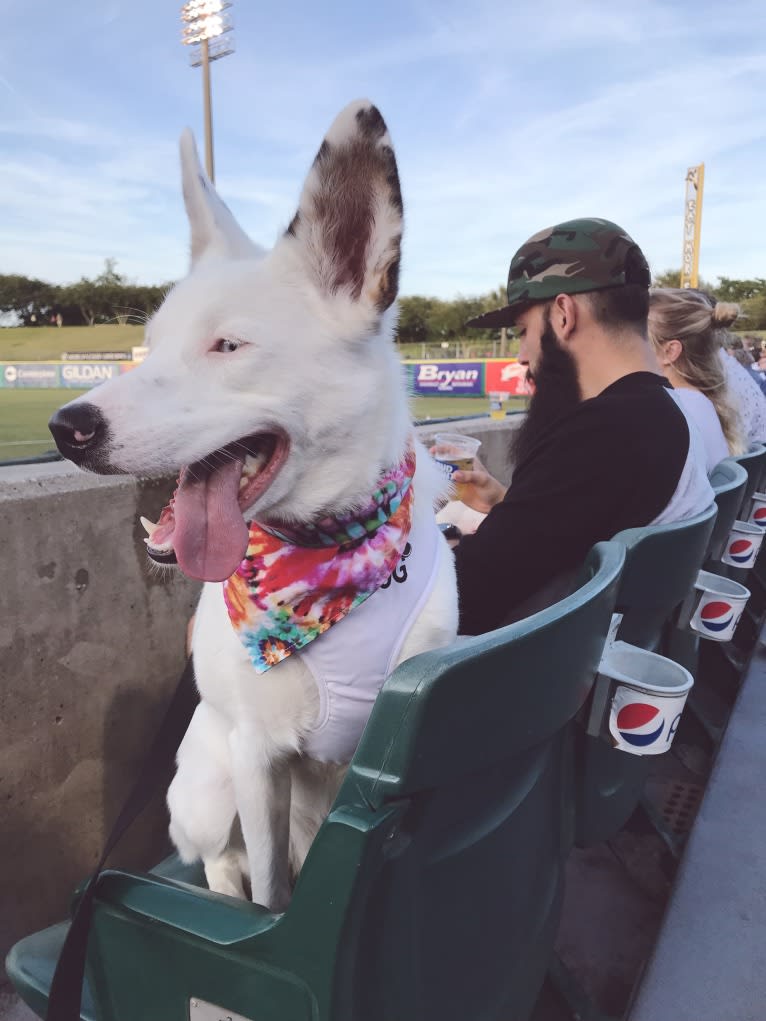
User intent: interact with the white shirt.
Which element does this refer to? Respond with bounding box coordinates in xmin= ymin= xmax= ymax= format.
xmin=719 ymin=350 xmax=766 ymax=445
xmin=670 ymin=387 xmax=730 ymax=473
xmin=650 ymin=389 xmax=715 ymax=525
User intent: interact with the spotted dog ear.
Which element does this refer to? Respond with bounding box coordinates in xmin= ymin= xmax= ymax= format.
xmin=284 ymin=100 xmax=403 ymax=317
xmin=179 ymin=129 xmax=262 ymax=266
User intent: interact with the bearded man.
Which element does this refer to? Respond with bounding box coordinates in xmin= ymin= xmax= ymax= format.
xmin=452 ymin=218 xmax=713 ymax=635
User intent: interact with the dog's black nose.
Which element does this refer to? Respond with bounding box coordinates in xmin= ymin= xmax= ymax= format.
xmin=49 ymin=403 xmax=107 ymax=463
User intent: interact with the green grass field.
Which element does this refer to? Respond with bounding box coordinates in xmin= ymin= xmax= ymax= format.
xmin=0 ymin=389 xmax=88 ymax=459
xmin=0 ymin=325 xmax=515 ymax=363
xmin=2 ymin=323 xmax=763 ymax=364
xmin=412 ymin=395 xmax=527 ymax=420
xmin=0 ymin=326 xmax=528 ymax=460
xmin=0 ymin=324 xmax=144 ymax=362
xmin=0 ymin=389 xmax=526 ymax=462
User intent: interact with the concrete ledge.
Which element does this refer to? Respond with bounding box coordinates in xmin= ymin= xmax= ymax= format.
xmin=0 ymin=462 xmax=201 ymax=979
xmin=629 ymin=636 xmax=766 ymax=1021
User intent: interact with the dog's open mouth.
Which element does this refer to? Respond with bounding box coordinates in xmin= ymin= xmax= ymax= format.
xmin=140 ymin=430 xmax=289 ymax=582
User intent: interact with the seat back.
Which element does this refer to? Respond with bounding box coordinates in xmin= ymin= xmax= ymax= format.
xmin=707 ymin=459 xmax=749 ymax=563
xmin=732 ymin=443 xmax=766 ymax=519
xmin=610 ymin=503 xmax=717 ymax=650
xmin=574 ymin=505 xmax=716 ymax=847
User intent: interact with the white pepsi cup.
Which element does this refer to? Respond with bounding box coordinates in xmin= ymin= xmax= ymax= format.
xmin=599 ymin=641 xmax=693 ymax=756
xmin=687 ymin=570 xmax=750 ymax=642
xmin=720 ymin=520 xmax=764 ymax=569
xmin=749 ymin=491 xmax=766 ymax=529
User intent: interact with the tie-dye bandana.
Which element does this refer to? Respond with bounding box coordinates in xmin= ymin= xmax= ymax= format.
xmin=223 ymin=447 xmax=416 ymax=672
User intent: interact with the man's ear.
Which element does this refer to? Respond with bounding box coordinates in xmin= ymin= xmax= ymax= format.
xmin=552 ymin=294 xmax=578 ymax=341
xmin=278 ymin=99 xmax=403 ymax=328
xmin=179 ymin=129 xmax=263 ymax=266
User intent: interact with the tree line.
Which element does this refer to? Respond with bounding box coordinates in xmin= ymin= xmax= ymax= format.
xmin=2 ymin=262 xmax=765 ymax=336
xmin=0 ymin=260 xmax=169 ymax=329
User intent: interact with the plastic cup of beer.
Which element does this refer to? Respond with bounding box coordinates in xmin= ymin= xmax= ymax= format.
xmin=433 ymin=433 xmax=481 ymax=500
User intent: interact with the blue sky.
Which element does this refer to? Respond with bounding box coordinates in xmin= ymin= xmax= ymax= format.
xmin=1 ymin=0 xmax=764 ymax=298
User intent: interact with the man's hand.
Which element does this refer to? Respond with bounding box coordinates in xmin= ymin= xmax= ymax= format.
xmin=452 ymin=456 xmax=506 ymax=514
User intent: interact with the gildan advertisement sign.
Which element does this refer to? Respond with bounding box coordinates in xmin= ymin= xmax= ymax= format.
xmin=412 ymin=361 xmax=484 ymax=395
xmin=0 ymin=361 xmax=137 ymax=389
xmin=59 ymin=362 xmax=121 ymax=388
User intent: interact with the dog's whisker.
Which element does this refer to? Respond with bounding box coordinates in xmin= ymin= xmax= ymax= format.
xmin=102 ymin=309 xmax=151 ymax=328
xmin=114 ymin=305 xmax=151 ymax=324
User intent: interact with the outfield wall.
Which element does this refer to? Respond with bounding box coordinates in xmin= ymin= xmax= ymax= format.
xmin=2 ymin=358 xmax=531 ymax=396
xmin=0 ymin=360 xmax=138 ymax=389
xmin=403 ymin=357 xmax=531 ymax=396
xmin=0 ymin=416 xmax=520 ymax=980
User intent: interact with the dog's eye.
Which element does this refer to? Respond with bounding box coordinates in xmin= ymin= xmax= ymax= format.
xmin=213 ymin=338 xmax=242 ymax=354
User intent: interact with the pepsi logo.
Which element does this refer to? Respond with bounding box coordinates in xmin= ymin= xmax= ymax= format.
xmin=615 ymin=702 xmax=664 ymax=747
xmin=727 ymin=538 xmax=754 ymax=564
xmin=752 ymin=505 xmax=766 ymax=527
xmin=698 ymin=599 xmax=734 ymax=633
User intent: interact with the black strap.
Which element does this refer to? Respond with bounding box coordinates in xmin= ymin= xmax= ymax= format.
xmin=47 ymin=657 xmax=199 ymax=1021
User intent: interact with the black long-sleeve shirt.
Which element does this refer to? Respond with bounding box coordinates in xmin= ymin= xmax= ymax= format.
xmin=454 ymin=373 xmax=698 ymax=635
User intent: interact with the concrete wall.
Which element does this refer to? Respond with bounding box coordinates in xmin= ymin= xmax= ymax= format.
xmin=0 ymin=417 xmax=519 ymax=977
xmin=0 ymin=463 xmax=201 ymax=979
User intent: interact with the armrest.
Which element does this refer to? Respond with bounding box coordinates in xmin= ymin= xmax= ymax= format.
xmin=93 ymin=869 xmax=280 ymax=945
xmin=94 ymin=801 xmax=408 ymax=952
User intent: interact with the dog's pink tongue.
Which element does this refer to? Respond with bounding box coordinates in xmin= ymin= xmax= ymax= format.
xmin=172 ymin=459 xmax=249 ymax=581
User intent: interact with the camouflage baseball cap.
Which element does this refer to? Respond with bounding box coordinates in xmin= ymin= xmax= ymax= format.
xmin=466 ymin=217 xmax=651 ymax=329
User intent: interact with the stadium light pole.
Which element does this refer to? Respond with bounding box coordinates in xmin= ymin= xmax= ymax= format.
xmin=180 ymin=0 xmax=235 ymax=184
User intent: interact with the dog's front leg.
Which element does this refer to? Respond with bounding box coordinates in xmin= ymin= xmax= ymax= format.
xmin=229 ymin=730 xmax=292 ymax=912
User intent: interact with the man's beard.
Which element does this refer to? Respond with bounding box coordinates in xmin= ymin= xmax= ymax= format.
xmin=510 ymin=314 xmax=582 ymax=468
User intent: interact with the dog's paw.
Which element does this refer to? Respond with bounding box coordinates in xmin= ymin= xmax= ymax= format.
xmin=204 ymin=853 xmax=248 ymax=900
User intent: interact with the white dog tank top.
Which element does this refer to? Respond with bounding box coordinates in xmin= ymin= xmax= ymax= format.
xmin=300 ymin=507 xmax=442 ymax=763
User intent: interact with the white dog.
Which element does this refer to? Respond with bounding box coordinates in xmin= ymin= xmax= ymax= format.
xmin=49 ymin=100 xmax=458 ymax=911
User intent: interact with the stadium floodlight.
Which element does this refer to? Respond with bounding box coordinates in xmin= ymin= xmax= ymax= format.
xmin=180 ymin=0 xmax=235 ymax=183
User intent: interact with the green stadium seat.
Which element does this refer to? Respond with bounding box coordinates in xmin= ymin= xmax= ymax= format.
xmin=706 ymin=458 xmax=750 ymax=565
xmin=7 ymin=542 xmax=625 ymax=1021
xmin=574 ymin=505 xmax=716 ymax=847
xmin=688 ymin=460 xmax=759 ymax=743
xmin=729 ymin=446 xmax=766 ymax=625
xmin=664 ymin=460 xmax=749 ymax=682
xmin=731 ymin=443 xmax=766 ymax=521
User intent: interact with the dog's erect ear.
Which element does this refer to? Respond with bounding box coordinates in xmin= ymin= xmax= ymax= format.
xmin=179 ymin=129 xmax=261 ymax=266
xmin=284 ymin=100 xmax=403 ymax=317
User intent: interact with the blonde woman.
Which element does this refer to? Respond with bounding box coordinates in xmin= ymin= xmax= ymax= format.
xmin=648 ymin=289 xmax=746 ymax=471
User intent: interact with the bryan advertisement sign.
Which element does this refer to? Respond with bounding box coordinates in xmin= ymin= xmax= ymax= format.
xmin=412 ymin=361 xmax=484 ymax=396
xmin=405 ymin=358 xmax=530 ymax=397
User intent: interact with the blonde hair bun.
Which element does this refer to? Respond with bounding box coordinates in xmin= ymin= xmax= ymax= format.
xmin=712 ymin=301 xmax=740 ymax=328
